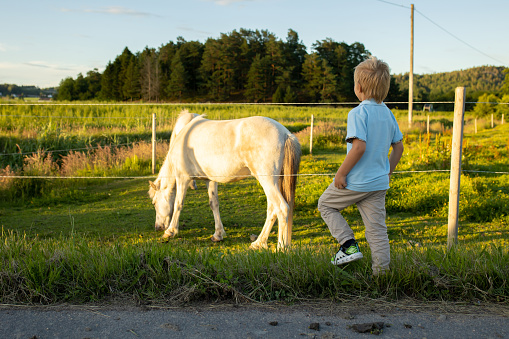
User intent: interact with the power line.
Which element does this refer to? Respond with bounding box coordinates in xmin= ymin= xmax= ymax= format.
xmin=374 ymin=1 xmax=507 ymax=66
xmin=374 ymin=0 xmax=410 ymax=9
xmin=414 ymin=8 xmax=507 ymax=66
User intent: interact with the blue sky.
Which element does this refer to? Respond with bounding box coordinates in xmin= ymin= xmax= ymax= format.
xmin=1 ymin=0 xmax=508 ymax=88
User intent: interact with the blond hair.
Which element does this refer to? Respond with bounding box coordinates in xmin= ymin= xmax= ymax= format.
xmin=354 ymin=56 xmax=390 ymax=103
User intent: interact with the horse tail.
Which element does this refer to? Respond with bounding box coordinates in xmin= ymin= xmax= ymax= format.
xmin=279 ymin=133 xmax=301 ymax=245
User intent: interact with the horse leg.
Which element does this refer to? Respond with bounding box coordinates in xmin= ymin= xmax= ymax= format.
xmin=249 ymin=201 xmax=277 ymax=250
xmin=250 ymin=177 xmax=290 ymax=250
xmin=207 ymin=181 xmax=226 ymax=242
xmin=163 ymin=178 xmax=190 ymax=238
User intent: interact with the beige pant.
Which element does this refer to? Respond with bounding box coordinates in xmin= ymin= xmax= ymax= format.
xmin=318 ymin=183 xmax=390 ymax=274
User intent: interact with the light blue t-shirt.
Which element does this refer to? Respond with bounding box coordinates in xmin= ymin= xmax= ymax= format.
xmin=343 ymin=99 xmax=403 ymax=192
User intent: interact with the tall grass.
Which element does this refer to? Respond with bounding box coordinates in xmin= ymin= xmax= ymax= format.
xmin=1 ymin=103 xmax=508 ymax=305
xmin=1 ymin=230 xmax=508 ymax=304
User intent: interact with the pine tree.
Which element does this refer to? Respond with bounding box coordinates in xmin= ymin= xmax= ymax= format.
xmin=272 ymin=85 xmax=284 ymax=103
xmin=167 ymin=52 xmax=187 ymax=101
xmin=245 ymin=54 xmax=270 ymax=102
xmin=284 ymin=85 xmax=297 ymax=103
xmin=502 ymin=68 xmax=509 ymax=94
xmin=123 ymin=57 xmax=141 ymax=101
xmin=301 ymin=53 xmax=322 ymax=102
xmin=99 ymin=61 xmax=118 ymax=101
xmin=320 ymin=60 xmax=337 ymax=102
xmin=139 ymin=47 xmax=160 ymax=101
xmin=74 ymin=73 xmax=90 ymax=100
xmin=265 ymin=33 xmax=284 ymax=96
xmin=282 ymin=29 xmax=307 ymax=89
xmin=85 ymin=69 xmax=102 ymax=99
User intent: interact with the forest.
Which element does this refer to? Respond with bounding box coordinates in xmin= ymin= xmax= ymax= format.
xmin=53 ymin=29 xmax=407 ymax=104
xmin=2 ymin=28 xmax=508 ymax=106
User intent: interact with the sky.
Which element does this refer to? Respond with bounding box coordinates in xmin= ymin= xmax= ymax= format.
xmin=1 ymin=0 xmax=508 ymax=88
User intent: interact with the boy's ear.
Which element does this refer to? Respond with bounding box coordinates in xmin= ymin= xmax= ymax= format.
xmin=355 ymin=82 xmax=362 ymax=93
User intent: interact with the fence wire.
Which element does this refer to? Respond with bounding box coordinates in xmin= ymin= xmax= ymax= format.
xmin=1 ymin=169 xmax=508 ymax=181
xmin=1 ymin=101 xmax=507 ymax=180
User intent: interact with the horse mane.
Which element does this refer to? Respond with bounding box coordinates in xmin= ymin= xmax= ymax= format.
xmin=151 ymin=110 xmax=198 ymax=194
xmin=172 ymin=110 xmax=203 ymax=141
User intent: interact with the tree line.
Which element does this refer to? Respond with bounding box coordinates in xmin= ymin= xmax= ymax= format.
xmin=0 ymin=84 xmax=56 ymax=99
xmin=393 ymin=66 xmax=508 ymax=112
xmin=55 ymin=29 xmax=406 ymax=103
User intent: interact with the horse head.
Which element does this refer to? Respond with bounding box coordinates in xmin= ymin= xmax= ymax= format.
xmin=149 ymin=179 xmax=176 ymax=231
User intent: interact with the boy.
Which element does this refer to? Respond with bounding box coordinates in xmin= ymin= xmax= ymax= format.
xmin=317 ymin=56 xmax=404 ymax=275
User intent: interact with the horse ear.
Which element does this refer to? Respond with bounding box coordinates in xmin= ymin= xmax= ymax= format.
xmin=149 ymin=181 xmax=158 ymax=190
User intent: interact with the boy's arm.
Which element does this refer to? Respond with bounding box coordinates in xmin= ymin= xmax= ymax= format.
xmin=388 ymin=141 xmax=404 ymax=181
xmin=334 ymin=138 xmax=366 ymax=189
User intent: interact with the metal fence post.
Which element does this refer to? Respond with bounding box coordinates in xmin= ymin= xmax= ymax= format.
xmin=152 ymin=113 xmax=156 ymax=175
xmin=447 ymin=87 xmax=466 ymax=250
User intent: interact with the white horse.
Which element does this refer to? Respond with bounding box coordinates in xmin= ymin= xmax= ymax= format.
xmin=149 ymin=111 xmax=301 ymax=249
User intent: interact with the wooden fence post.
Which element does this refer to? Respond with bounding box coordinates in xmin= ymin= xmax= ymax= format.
xmin=447 ymin=87 xmax=466 ymax=250
xmin=309 ymin=114 xmax=314 ymax=155
xmin=491 ymin=114 xmax=494 ymax=128
xmin=474 ymin=118 xmax=477 ymax=134
xmin=502 ymin=114 xmax=505 ymax=125
xmin=427 ymin=115 xmax=430 ymax=135
xmin=152 ymin=113 xmax=156 ymax=175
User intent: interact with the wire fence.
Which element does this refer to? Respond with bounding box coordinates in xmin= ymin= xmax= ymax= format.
xmin=1 ymin=100 xmax=507 ymax=180
xmin=1 ymin=101 xmax=508 ymax=106
xmin=1 ymin=169 xmax=509 ymax=181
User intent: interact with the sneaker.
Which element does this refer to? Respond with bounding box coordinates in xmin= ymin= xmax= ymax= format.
xmin=331 ymin=243 xmax=363 ymax=266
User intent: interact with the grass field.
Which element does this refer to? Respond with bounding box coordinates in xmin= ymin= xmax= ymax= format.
xmin=1 ymin=103 xmax=508 ymax=305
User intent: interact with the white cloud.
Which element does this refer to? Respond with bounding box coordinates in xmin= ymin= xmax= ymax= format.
xmin=204 ymin=0 xmax=253 ymax=5
xmin=176 ymin=26 xmax=211 ymax=36
xmin=0 ymin=62 xmax=16 ymax=69
xmin=0 ymin=61 xmax=94 ymax=87
xmin=24 ymin=61 xmax=74 ymax=71
xmin=0 ymin=42 xmax=18 ymax=52
xmin=61 ymin=6 xmax=159 ymax=18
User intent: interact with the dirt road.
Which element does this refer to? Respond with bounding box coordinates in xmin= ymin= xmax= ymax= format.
xmin=1 ymin=300 xmax=508 ymax=338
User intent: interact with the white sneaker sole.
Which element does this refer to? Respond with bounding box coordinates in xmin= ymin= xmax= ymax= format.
xmin=331 ymin=252 xmax=363 ymax=266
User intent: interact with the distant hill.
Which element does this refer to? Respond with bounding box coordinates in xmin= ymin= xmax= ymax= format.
xmin=0 ymin=84 xmax=57 ymax=98
xmin=393 ymin=66 xmax=506 ymax=101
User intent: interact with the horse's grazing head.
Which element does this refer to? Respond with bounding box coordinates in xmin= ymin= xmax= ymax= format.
xmin=149 ymin=179 xmax=175 ymax=231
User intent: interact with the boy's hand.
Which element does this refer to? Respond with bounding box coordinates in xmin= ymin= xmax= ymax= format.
xmin=334 ymin=172 xmax=347 ymax=189
xmin=334 ymin=138 xmax=366 ymax=190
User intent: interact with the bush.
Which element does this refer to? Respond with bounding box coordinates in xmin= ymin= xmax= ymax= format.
xmin=474 ymin=93 xmax=499 ymax=117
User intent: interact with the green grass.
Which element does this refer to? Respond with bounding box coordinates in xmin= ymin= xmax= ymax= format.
xmin=1 ymin=104 xmax=508 ymax=305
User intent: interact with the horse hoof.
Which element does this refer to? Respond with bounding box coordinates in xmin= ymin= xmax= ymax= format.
xmin=211 ymin=235 xmax=223 ymax=242
xmin=162 ymin=231 xmax=174 ymax=239
xmin=249 ymin=242 xmax=267 ymax=250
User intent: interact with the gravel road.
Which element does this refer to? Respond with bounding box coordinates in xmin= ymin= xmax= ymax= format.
xmin=1 ymin=300 xmax=508 ymax=338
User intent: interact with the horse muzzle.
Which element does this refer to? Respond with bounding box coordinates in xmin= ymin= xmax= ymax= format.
xmin=154 ymin=215 xmax=170 ymax=231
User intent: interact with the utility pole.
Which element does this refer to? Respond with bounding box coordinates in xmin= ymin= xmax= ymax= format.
xmin=409 ymin=4 xmax=414 ymax=125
